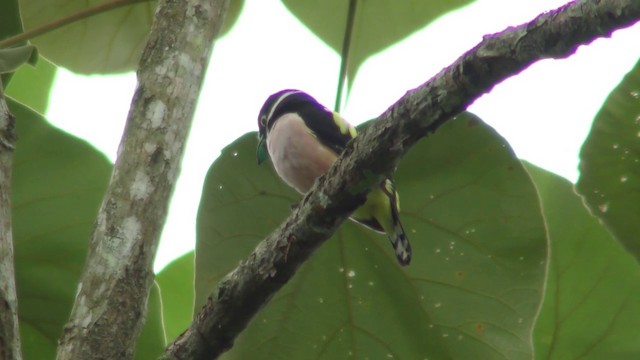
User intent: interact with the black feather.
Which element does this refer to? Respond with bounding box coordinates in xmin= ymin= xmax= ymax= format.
xmin=262 ymin=90 xmax=354 ymax=155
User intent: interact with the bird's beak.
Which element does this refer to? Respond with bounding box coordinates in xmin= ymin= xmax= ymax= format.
xmin=256 ymin=136 xmax=268 ymax=165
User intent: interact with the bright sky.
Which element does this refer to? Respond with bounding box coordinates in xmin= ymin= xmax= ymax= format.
xmin=46 ymin=0 xmax=640 ymax=272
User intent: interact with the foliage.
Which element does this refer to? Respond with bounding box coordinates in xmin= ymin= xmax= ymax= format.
xmin=8 ymin=99 xmax=165 ymax=359
xmin=1 ymin=0 xmax=639 ymax=359
xmin=577 ymin=58 xmax=640 ymax=259
xmin=529 ymin=164 xmax=640 ymax=359
xmin=197 ymin=114 xmax=547 ymax=359
xmin=17 ymin=0 xmax=245 ymax=73
xmin=281 ymin=0 xmax=473 ymax=103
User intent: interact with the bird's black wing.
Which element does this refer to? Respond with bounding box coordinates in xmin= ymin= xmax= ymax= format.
xmin=298 ymin=104 xmax=357 ymax=155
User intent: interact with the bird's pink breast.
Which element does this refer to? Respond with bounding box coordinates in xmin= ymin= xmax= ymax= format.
xmin=267 ymin=114 xmax=337 ymax=193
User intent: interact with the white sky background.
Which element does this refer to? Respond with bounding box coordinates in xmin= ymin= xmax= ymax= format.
xmin=46 ymin=0 xmax=640 ymax=272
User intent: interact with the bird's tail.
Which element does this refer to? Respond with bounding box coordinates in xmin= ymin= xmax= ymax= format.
xmin=385 ymin=179 xmax=411 ymax=266
xmin=353 ymin=179 xmax=412 ymax=266
xmin=389 ymin=213 xmax=411 ymax=266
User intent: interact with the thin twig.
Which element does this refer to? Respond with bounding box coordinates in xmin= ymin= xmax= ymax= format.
xmin=334 ymin=0 xmax=357 ymax=112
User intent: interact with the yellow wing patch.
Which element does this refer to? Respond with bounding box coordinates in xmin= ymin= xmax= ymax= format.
xmin=383 ymin=179 xmax=400 ymax=211
xmin=332 ymin=112 xmax=357 ymax=139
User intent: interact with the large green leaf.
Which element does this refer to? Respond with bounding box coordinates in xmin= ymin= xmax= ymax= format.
xmin=577 ymin=58 xmax=640 ymax=259
xmin=5 ymin=56 xmax=56 ymax=115
xmin=17 ymin=0 xmax=244 ymax=74
xmin=528 ymin=164 xmax=640 ymax=359
xmin=282 ymin=0 xmax=473 ymax=95
xmin=196 ymin=113 xmax=547 ymax=359
xmin=156 ymin=251 xmax=195 ymax=343
xmin=10 ymin=99 xmax=164 ymax=358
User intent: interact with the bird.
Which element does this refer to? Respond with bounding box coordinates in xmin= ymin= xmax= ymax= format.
xmin=256 ymin=89 xmax=411 ymax=266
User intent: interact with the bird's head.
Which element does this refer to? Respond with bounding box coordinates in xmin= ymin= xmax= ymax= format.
xmin=256 ymin=89 xmax=314 ymax=164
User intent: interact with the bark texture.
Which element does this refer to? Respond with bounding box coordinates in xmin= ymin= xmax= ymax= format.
xmin=162 ymin=0 xmax=640 ymax=359
xmin=0 ymin=81 xmax=21 ymax=360
xmin=55 ymin=0 xmax=230 ymax=359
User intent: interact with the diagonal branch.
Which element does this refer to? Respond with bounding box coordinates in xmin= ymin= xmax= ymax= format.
xmin=0 ymin=80 xmax=22 ymax=360
xmin=54 ymin=0 xmax=230 ymax=359
xmin=163 ymin=0 xmax=640 ymax=359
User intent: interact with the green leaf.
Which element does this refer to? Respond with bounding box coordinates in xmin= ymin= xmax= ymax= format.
xmin=577 ymin=58 xmax=640 ymax=259
xmin=18 ymin=0 xmax=244 ymax=74
xmin=0 ymin=0 xmax=23 ymax=40
xmin=5 ymin=56 xmax=56 ymax=114
xmin=10 ymin=99 xmax=164 ymax=358
xmin=528 ymin=164 xmax=640 ymax=359
xmin=196 ymin=113 xmax=547 ymax=359
xmin=219 ymin=0 xmax=245 ymax=37
xmin=282 ymin=0 xmax=474 ymax=95
xmin=19 ymin=0 xmax=155 ymax=73
xmin=156 ymin=251 xmax=195 ymax=343
xmin=136 ymin=283 xmax=166 ymax=359
xmin=0 ymin=45 xmax=37 ymax=74
xmin=11 ymin=98 xmax=110 ymax=358
xmin=0 ymin=0 xmax=25 ymax=85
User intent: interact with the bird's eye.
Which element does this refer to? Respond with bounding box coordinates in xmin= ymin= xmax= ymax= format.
xmin=260 ymin=115 xmax=267 ymax=127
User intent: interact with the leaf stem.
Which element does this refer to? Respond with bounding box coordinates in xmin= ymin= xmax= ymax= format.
xmin=334 ymin=0 xmax=357 ymax=112
xmin=0 ymin=0 xmax=151 ymax=49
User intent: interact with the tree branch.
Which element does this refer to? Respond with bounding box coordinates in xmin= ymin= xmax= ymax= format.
xmin=0 ymin=80 xmax=22 ymax=360
xmin=164 ymin=0 xmax=640 ymax=358
xmin=54 ymin=0 xmax=230 ymax=359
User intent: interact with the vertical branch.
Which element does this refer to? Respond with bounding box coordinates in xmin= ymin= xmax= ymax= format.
xmin=55 ymin=0 xmax=230 ymax=359
xmin=0 ymin=80 xmax=22 ymax=360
